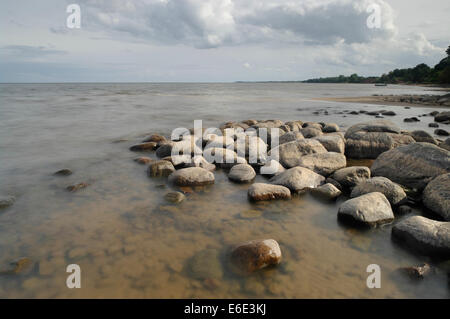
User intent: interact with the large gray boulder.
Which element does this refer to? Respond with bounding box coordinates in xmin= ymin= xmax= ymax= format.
xmin=371 ymin=143 xmax=450 ymax=190
xmin=314 ymin=135 xmax=345 ymax=154
xmin=248 ymin=183 xmax=291 ymax=201
xmin=331 ymin=166 xmax=371 ymax=188
xmin=392 ymin=216 xmax=450 ymax=257
xmin=422 ymin=173 xmax=450 ymax=221
xmin=168 ymin=167 xmax=215 ymax=186
xmin=350 ymin=177 xmax=407 ymax=206
xmin=269 ymin=139 xmax=327 ymax=168
xmin=296 ymin=152 xmax=346 ymax=176
xmin=228 ymin=164 xmax=256 ymax=183
xmin=338 ymin=192 xmax=394 ymax=226
xmin=269 ymin=167 xmax=325 ymax=193
xmin=300 ymin=127 xmax=323 ymax=138
xmin=344 ymin=120 xmax=414 ymax=159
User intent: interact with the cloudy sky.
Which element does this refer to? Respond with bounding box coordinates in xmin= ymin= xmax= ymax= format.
xmin=1 ymin=0 xmax=449 ymax=82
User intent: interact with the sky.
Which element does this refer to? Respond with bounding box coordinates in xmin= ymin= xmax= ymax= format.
xmin=0 ymin=0 xmax=449 ymax=82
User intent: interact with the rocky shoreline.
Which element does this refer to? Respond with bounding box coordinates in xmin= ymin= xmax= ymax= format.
xmin=123 ymin=117 xmax=450 ymax=278
xmin=317 ymin=93 xmax=450 ymax=108
xmin=1 ymin=114 xmax=449 ymax=290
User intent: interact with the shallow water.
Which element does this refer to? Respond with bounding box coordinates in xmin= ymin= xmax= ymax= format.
xmin=0 ymin=83 xmax=449 ymax=298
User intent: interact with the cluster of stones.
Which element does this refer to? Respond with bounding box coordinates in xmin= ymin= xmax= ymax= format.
xmin=130 ymin=118 xmax=450 ymax=274
xmin=377 ymin=93 xmax=450 ymax=107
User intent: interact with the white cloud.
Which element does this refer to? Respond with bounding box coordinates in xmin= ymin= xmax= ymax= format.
xmin=77 ymin=0 xmax=398 ymax=48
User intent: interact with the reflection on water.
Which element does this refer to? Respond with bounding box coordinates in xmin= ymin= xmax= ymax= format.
xmin=0 ymin=83 xmax=448 ymax=298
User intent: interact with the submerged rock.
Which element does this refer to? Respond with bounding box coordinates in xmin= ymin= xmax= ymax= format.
xmin=168 ymin=167 xmax=215 ymax=186
xmin=350 ymin=177 xmax=407 ymax=206
xmin=187 ymin=249 xmax=223 ymax=280
xmin=440 ymin=138 xmax=450 ymax=151
xmin=296 ymin=152 xmax=346 ymax=176
xmin=331 ymin=166 xmax=371 ymax=188
xmin=0 ymin=257 xmax=33 ymax=275
xmin=422 ymin=173 xmax=450 ymax=221
xmin=53 ymin=169 xmax=73 ymax=176
xmin=230 ymin=239 xmax=282 ymax=274
xmin=0 ymin=195 xmax=15 ymax=210
xmin=269 ymin=167 xmax=325 ymax=193
xmin=310 ymin=183 xmax=342 ymax=201
xmin=392 ymin=216 xmax=450 ymax=257
xmin=129 ymin=142 xmax=158 ymax=152
xmin=228 ymin=164 xmax=256 ymax=183
xmin=371 ymin=143 xmax=450 ymax=190
xmin=399 ymin=263 xmax=433 ymax=279
xmin=134 ymin=157 xmax=153 ymax=165
xmin=66 ymin=182 xmax=89 ymax=192
xmin=164 ymin=191 xmax=185 ymax=204
xmin=248 ymin=183 xmax=291 ymax=201
xmin=147 ymin=160 xmax=175 ymax=177
xmin=269 ymin=139 xmax=327 ymax=168
xmin=338 ymin=192 xmax=394 ymax=227
xmin=142 ymin=133 xmax=167 ymax=144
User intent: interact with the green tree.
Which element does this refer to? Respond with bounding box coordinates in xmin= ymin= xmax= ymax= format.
xmin=446 ymin=45 xmax=450 ymax=57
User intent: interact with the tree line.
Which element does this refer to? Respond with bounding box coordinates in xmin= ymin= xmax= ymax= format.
xmin=303 ymin=45 xmax=450 ymax=84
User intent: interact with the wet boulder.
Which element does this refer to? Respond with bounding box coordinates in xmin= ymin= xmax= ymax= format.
xmin=147 ymin=160 xmax=175 ymax=177
xmin=314 ymin=135 xmax=345 ymax=154
xmin=422 ymin=173 xmax=450 ymax=221
xmin=260 ymin=160 xmax=285 ymax=177
xmin=338 ymin=192 xmax=394 ymax=227
xmin=411 ymin=130 xmax=438 ymax=145
xmin=322 ymin=123 xmax=340 ymax=133
xmin=296 ymin=152 xmax=346 ymax=176
xmin=331 ymin=166 xmax=371 ymax=188
xmin=350 ymin=177 xmax=407 ymax=206
xmin=439 ymin=138 xmax=450 ymax=151
xmin=168 ymin=167 xmax=215 ymax=186
xmin=142 ymin=134 xmax=167 ymax=145
xmin=53 ymin=169 xmax=73 ymax=176
xmin=228 ymin=164 xmax=256 ymax=183
xmin=344 ymin=120 xmax=414 ymax=159
xmin=371 ymin=143 xmax=450 ymax=190
xmin=230 ymin=239 xmax=282 ymax=274
xmin=269 ymin=167 xmax=325 ymax=193
xmin=435 ymin=111 xmax=450 ymax=123
xmin=269 ymin=139 xmax=327 ymax=168
xmin=392 ymin=216 xmax=450 ymax=257
xmin=134 ymin=157 xmax=153 ymax=165
xmin=129 ymin=142 xmax=158 ymax=152
xmin=300 ymin=127 xmax=323 ymax=138
xmin=435 ymin=129 xmax=449 ymax=137
xmin=248 ymin=183 xmax=291 ymax=201
xmin=310 ymin=183 xmax=342 ymax=201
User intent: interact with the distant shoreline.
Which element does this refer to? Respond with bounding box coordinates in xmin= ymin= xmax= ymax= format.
xmin=314 ymin=93 xmax=450 ymax=108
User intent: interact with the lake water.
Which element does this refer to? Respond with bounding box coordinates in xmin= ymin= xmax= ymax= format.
xmin=0 ymin=83 xmax=448 ymax=298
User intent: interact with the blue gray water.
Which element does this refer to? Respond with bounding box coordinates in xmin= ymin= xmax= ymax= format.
xmin=0 ymin=83 xmax=448 ymax=298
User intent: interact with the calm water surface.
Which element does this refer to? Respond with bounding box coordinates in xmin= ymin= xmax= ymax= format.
xmin=0 ymin=83 xmax=449 ymax=298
